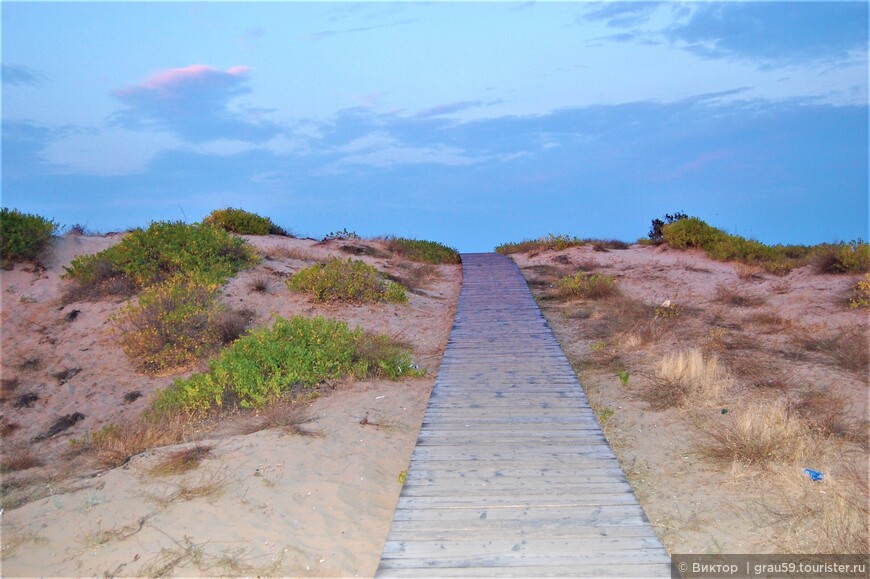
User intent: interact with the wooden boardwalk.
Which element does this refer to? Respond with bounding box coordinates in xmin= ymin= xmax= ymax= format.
xmin=377 ymin=253 xmax=670 ymax=577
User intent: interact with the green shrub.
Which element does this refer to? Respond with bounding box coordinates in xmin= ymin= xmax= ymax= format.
xmin=661 ymin=217 xmax=727 ymax=249
xmin=112 ymin=278 xmax=247 ymax=373
xmin=496 ymin=234 xmax=584 ymax=255
xmin=288 ymin=257 xmax=407 ymax=303
xmin=64 ymin=221 xmax=258 ymax=290
xmin=202 ymin=207 xmax=288 ymax=236
xmin=152 ymin=315 xmax=419 ymax=414
xmin=0 ymin=208 xmax=58 ymax=267
xmin=814 ymin=241 xmax=870 ymax=274
xmin=384 ymin=237 xmax=460 ymax=264
xmin=648 ymin=211 xmax=688 ymax=242
xmin=555 ymin=271 xmax=618 ymax=299
xmin=850 ymin=273 xmax=870 ymax=308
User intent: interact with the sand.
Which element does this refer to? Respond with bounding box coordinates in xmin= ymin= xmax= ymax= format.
xmin=510 ymin=243 xmax=868 ymax=555
xmin=0 ymin=234 xmax=460 ymax=577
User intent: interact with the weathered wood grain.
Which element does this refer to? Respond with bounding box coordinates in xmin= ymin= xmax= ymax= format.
xmin=376 ymin=253 xmax=669 ymax=577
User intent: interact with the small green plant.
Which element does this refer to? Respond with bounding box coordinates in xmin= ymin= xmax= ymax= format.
xmin=555 ymin=271 xmax=618 ymax=299
xmin=589 ymin=341 xmax=607 ymax=352
xmin=64 ymin=221 xmax=258 ymax=290
xmin=398 ymin=469 xmax=408 ymax=484
xmin=323 ymin=228 xmax=361 ymax=241
xmin=495 ymin=233 xmax=585 ymax=255
xmin=850 ymin=273 xmax=870 ymax=308
xmin=202 ymin=208 xmax=289 ymax=236
xmin=617 ymin=369 xmax=630 ymax=386
xmin=288 ymin=257 xmax=408 ymax=303
xmin=0 ymin=208 xmax=58 ymax=267
xmin=598 ymin=407 xmax=615 ymax=423
xmin=383 ymin=237 xmax=460 ymax=264
xmin=151 ymin=315 xmax=420 ymax=415
xmin=112 ymin=278 xmax=247 ymax=373
xmin=654 ymin=299 xmax=681 ymax=318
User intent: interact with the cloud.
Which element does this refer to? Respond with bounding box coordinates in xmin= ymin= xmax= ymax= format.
xmin=667 ymin=3 xmax=868 ymax=63
xmin=42 ymin=127 xmax=182 ymax=176
xmin=238 ymin=27 xmax=265 ymax=50
xmin=110 ymin=65 xmax=280 ymax=142
xmin=581 ymin=2 xmax=661 ymax=28
xmin=415 ymin=101 xmax=485 ymax=118
xmin=305 ymin=19 xmax=416 ymax=42
xmin=2 ymin=64 xmax=46 ymax=86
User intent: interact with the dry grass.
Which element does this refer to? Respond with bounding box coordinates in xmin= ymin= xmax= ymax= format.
xmin=247 ymin=275 xmax=273 ymax=293
xmin=146 ymin=469 xmax=230 ymax=507
xmin=699 ymin=398 xmax=814 ymax=467
xmin=714 ymin=283 xmax=767 ymax=307
xmin=78 ymin=513 xmax=154 ymax=548
xmin=149 ymin=445 xmax=214 ymax=477
xmin=388 ymin=261 xmax=441 ymax=294
xmin=87 ymin=415 xmax=193 ymax=468
xmin=246 ymin=400 xmax=322 ymax=437
xmin=734 ymin=263 xmax=765 ymax=281
xmin=796 ymin=328 xmax=869 ymax=375
xmin=640 ymin=348 xmax=731 ymax=410
xmin=747 ymin=311 xmax=793 ymax=333
xmin=259 ymin=245 xmax=317 ymax=262
xmin=788 ymin=389 xmax=866 ymax=445
xmin=762 ymin=465 xmax=869 ymax=554
xmin=0 ymin=448 xmax=43 ymax=473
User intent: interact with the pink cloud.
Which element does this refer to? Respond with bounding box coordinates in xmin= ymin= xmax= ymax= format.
xmin=113 ymin=65 xmax=250 ymax=99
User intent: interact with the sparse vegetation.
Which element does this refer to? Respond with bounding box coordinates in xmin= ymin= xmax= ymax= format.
xmin=383 ymin=237 xmax=461 ymax=264
xmin=202 ymin=207 xmax=289 ymax=236
xmin=248 ymin=275 xmax=273 ymax=294
xmin=496 ymin=233 xmax=585 ymax=255
xmin=64 ymin=221 xmax=258 ymax=291
xmin=81 ymin=414 xmax=193 ymax=468
xmin=813 ymin=240 xmax=870 ymax=274
xmin=152 ymin=315 xmax=420 ymax=415
xmin=287 ymin=257 xmax=407 ymax=303
xmin=323 ymin=228 xmax=360 ymax=241
xmin=0 ymin=448 xmax=43 ymax=474
xmin=0 ymin=208 xmax=58 ymax=268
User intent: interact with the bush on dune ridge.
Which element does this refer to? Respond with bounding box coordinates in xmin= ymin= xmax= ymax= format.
xmin=0 ymin=208 xmax=58 ymax=268
xmin=64 ymin=221 xmax=259 ymax=290
xmin=383 ymin=237 xmax=461 ymax=264
xmin=662 ymin=217 xmax=869 ymax=275
xmin=202 ymin=207 xmax=290 ymax=236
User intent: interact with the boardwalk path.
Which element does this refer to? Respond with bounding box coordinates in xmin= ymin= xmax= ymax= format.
xmin=377 ymin=253 xmax=670 ymax=577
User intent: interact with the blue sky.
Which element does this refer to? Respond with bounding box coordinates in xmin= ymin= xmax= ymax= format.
xmin=2 ymin=1 xmax=867 ymax=251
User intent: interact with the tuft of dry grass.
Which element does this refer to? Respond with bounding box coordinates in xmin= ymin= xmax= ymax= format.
xmin=86 ymin=415 xmax=193 ymax=468
xmin=699 ymin=398 xmax=813 ymax=467
xmin=247 ymin=275 xmax=273 ymax=293
xmin=788 ymin=389 xmax=866 ymax=445
xmin=747 ymin=311 xmax=793 ymax=333
xmin=796 ymin=329 xmax=869 ymax=375
xmin=246 ymin=400 xmax=322 ymax=437
xmin=260 ymin=245 xmax=317 ymax=262
xmin=0 ymin=448 xmax=43 ymax=473
xmin=556 ymin=271 xmax=619 ymax=299
xmin=146 ymin=469 xmax=230 ymax=507
xmin=640 ymin=348 xmax=731 ymax=410
xmin=387 ymin=261 xmax=441 ymax=294
xmin=734 ymin=263 xmax=765 ymax=281
xmin=714 ymin=283 xmax=767 ymax=307
xmin=149 ymin=445 xmax=214 ymax=477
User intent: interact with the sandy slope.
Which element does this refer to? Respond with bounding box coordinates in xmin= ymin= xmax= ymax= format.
xmin=0 ymin=234 xmax=460 ymax=577
xmin=510 ymin=243 xmax=868 ymax=555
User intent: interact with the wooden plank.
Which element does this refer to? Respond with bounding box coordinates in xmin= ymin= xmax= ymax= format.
xmin=376 ymin=253 xmax=668 ymax=578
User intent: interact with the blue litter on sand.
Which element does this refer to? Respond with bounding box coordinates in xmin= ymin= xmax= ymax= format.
xmin=804 ymin=468 xmax=824 ymax=481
